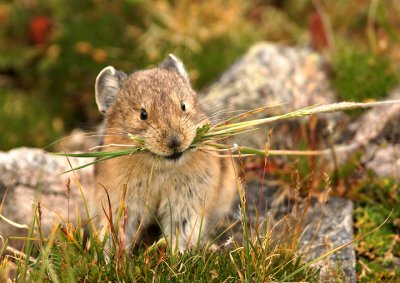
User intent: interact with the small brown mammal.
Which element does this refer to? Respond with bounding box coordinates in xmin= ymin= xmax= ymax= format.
xmin=93 ymin=54 xmax=236 ymax=251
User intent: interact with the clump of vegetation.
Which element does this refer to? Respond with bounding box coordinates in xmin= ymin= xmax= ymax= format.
xmin=0 ymin=90 xmax=64 ymax=149
xmin=353 ymin=177 xmax=400 ymax=282
xmin=0 ymin=180 xmax=321 ymax=282
xmin=1 ymin=226 xmax=320 ymax=282
xmin=332 ymin=48 xmax=398 ymax=102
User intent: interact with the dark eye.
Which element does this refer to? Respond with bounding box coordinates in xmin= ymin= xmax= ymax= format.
xmin=140 ymin=108 xmax=148 ymax=120
xmin=180 ymin=101 xmax=186 ymax=111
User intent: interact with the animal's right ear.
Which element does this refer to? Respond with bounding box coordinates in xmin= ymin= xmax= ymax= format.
xmin=159 ymin=54 xmax=189 ymax=82
xmin=95 ymin=66 xmax=127 ymax=114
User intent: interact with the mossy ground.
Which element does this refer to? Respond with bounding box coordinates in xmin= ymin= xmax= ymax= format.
xmin=332 ymin=153 xmax=400 ymax=281
xmin=353 ymin=177 xmax=400 ymax=282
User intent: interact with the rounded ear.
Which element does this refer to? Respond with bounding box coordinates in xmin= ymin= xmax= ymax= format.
xmin=159 ymin=54 xmax=189 ymax=82
xmin=95 ymin=66 xmax=127 ymax=114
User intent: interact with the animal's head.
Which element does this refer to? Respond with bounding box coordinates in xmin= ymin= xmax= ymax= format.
xmin=95 ymin=55 xmax=208 ymax=161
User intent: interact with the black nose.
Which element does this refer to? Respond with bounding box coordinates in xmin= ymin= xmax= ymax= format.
xmin=167 ymin=136 xmax=181 ymax=150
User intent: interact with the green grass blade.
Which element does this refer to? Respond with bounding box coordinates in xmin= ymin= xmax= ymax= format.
xmin=60 ymin=155 xmax=115 ymax=174
xmin=52 ymin=149 xmax=139 ymax=158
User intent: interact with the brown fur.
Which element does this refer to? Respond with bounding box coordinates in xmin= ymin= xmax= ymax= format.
xmin=93 ymin=62 xmax=236 ymax=251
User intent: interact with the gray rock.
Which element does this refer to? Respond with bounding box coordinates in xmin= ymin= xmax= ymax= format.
xmin=347 ymin=87 xmax=400 ymax=179
xmin=202 ymin=42 xmax=342 ymax=149
xmin=362 ymin=144 xmax=400 ymax=179
xmin=54 ymin=128 xmax=101 ymax=153
xmin=228 ymin=181 xmax=356 ymax=282
xmin=203 ymin=42 xmax=337 ymax=113
xmin=300 ymin=197 xmax=355 ymax=283
xmin=0 ymin=147 xmax=93 ymax=249
xmin=351 ymin=87 xmax=400 ymax=147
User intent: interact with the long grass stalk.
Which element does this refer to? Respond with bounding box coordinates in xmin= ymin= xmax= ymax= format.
xmin=53 ymin=100 xmax=400 ymax=171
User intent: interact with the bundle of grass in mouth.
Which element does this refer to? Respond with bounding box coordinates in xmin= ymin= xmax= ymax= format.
xmin=54 ymin=100 xmax=400 ymax=172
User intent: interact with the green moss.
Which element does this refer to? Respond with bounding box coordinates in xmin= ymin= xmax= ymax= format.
xmin=353 ymin=177 xmax=400 ymax=282
xmin=332 ymin=48 xmax=398 ymax=102
xmin=0 ymin=90 xmax=64 ymax=150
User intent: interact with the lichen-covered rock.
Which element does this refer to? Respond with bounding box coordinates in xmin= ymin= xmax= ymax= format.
xmin=362 ymin=144 xmax=400 ymax=178
xmin=203 ymin=42 xmax=337 ymax=113
xmin=0 ymin=147 xmax=94 ymax=249
xmin=300 ymin=197 xmax=355 ymax=283
xmin=202 ymin=42 xmax=341 ymax=149
xmin=347 ymin=87 xmax=400 ymax=179
xmin=351 ymin=87 xmax=400 ymax=147
xmin=55 ymin=128 xmax=101 ymax=152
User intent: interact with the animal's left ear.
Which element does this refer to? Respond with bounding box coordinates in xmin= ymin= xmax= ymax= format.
xmin=159 ymin=54 xmax=189 ymax=82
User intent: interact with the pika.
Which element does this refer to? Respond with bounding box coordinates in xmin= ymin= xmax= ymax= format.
xmin=93 ymin=54 xmax=237 ymax=251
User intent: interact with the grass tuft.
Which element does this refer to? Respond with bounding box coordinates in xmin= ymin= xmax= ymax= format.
xmin=0 ymin=172 xmax=324 ymax=282
xmin=332 ymin=48 xmax=399 ymax=103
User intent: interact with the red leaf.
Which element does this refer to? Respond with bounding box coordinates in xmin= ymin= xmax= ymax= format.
xmin=29 ymin=16 xmax=52 ymax=46
xmin=308 ymin=11 xmax=329 ymax=51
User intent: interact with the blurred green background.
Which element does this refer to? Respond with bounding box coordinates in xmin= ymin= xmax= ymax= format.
xmin=1 ymin=0 xmax=400 ymax=150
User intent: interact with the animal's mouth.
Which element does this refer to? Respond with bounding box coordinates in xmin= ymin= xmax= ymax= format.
xmin=164 ymin=152 xmax=184 ymax=161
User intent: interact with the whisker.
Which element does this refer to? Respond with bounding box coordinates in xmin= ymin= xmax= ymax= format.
xmin=89 ymin=143 xmax=139 ymax=151
xmin=197 ymin=149 xmax=252 ymax=158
